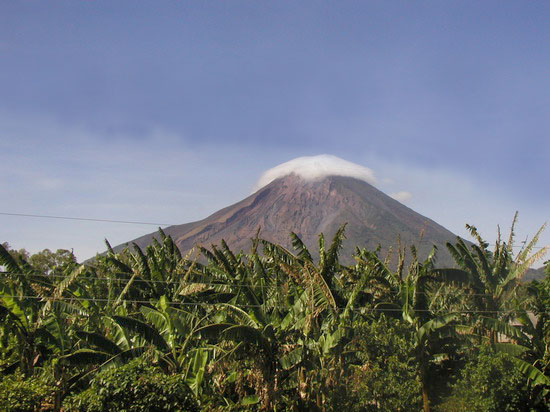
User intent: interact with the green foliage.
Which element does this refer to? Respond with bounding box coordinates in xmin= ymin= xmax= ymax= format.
xmin=1 ymin=222 xmax=548 ymax=411
xmin=0 ymin=372 xmax=54 ymax=412
xmin=437 ymin=347 xmax=532 ymax=412
xmin=28 ymin=248 xmax=78 ymax=275
xmin=350 ymin=316 xmax=422 ymax=411
xmin=63 ymin=357 xmax=199 ymax=412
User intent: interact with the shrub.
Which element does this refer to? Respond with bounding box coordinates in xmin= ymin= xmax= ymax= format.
xmin=63 ymin=357 xmax=199 ymax=412
xmin=437 ymin=347 xmax=530 ymax=412
xmin=350 ymin=316 xmax=422 ymax=411
xmin=0 ymin=372 xmax=54 ymax=412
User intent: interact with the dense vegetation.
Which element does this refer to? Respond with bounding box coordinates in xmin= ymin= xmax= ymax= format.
xmin=0 ymin=216 xmax=549 ymax=411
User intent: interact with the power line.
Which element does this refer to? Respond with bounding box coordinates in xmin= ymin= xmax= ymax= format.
xmin=0 ymin=294 xmax=546 ymax=314
xmin=0 ymin=272 xmax=545 ymax=296
xmin=0 ymin=212 xmax=546 ymax=249
xmin=0 ymin=212 xmax=172 ymax=226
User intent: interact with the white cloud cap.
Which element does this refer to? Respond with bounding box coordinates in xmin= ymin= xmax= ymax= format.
xmin=390 ymin=191 xmax=413 ymax=203
xmin=254 ymin=155 xmax=377 ymax=191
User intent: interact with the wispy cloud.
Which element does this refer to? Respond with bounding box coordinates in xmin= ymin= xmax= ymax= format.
xmin=0 ymin=112 xmax=263 ymax=259
xmin=364 ymin=154 xmax=549 ymax=254
xmin=390 ymin=191 xmax=413 ymax=203
xmin=1 ymin=112 xmax=547 ymax=264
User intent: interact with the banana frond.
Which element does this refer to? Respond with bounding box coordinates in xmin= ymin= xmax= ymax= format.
xmin=466 ymin=224 xmax=489 ymax=250
xmin=342 ymin=263 xmax=375 ymax=320
xmin=453 ymin=240 xmax=481 ymax=279
xmin=0 ymin=303 xmax=27 ymax=333
xmin=260 ymin=239 xmax=297 ymax=266
xmin=195 ymin=323 xmax=232 ymax=340
xmin=506 ymin=212 xmax=519 ymax=253
xmin=220 ymin=239 xmax=239 ymax=268
xmin=54 ymin=265 xmax=87 ymax=297
xmin=319 ymin=326 xmax=348 ymax=355
xmin=318 ymin=233 xmax=326 ymax=269
xmin=60 ymin=349 xmax=112 ymax=366
xmin=114 ymin=270 xmax=141 ymax=307
xmin=493 ymin=342 xmax=530 ymax=357
xmin=510 ymin=357 xmax=550 ymax=387
xmin=112 ymin=315 xmax=170 ymax=353
xmin=432 ymin=268 xmax=470 ymax=285
xmin=41 ymin=265 xmax=87 ymax=317
xmin=105 ymin=256 xmax=132 ymax=274
xmin=478 ymin=316 xmax=526 ymax=341
xmin=0 ymin=243 xmax=22 ymax=273
xmin=185 ymin=347 xmax=209 ymax=396
xmin=132 ymin=243 xmax=152 ymax=280
xmin=34 ymin=325 xmax=61 ymax=348
xmin=322 ymin=224 xmax=347 ymax=277
xmin=198 ymin=246 xmax=217 ymax=264
xmin=76 ymin=331 xmax=122 ymax=355
xmin=104 ymin=239 xmax=115 ymax=254
xmin=165 ymin=232 xmax=182 ymax=260
xmin=221 ymin=324 xmax=272 ymax=354
xmin=218 ymin=303 xmax=259 ymax=328
xmin=46 ymin=299 xmax=91 ymax=317
xmin=417 ymin=313 xmax=460 ymax=345
xmin=515 ymin=222 xmax=547 ymax=266
xmin=280 ymin=347 xmax=304 ymax=370
xmin=210 ymin=244 xmax=236 ymax=279
xmin=0 ymin=292 xmax=29 ymax=330
xmin=140 ymin=306 xmax=171 ymax=335
xmin=290 ymin=232 xmax=313 ymax=263
xmin=252 ymin=253 xmax=271 ymax=286
xmin=471 ymin=244 xmax=494 ymax=286
xmin=305 ymin=263 xmax=337 ymax=311
xmin=513 ymin=246 xmax=548 ymax=283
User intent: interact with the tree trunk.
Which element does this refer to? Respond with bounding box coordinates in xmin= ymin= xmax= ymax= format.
xmin=420 ymin=360 xmax=431 ymax=412
xmin=490 ymin=329 xmax=497 ymax=345
xmin=422 ymin=381 xmax=430 ymax=412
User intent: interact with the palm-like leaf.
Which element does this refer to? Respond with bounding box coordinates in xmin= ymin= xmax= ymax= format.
xmin=60 ymin=348 xmax=112 ymax=366
xmin=76 ymin=331 xmax=122 ymax=355
xmin=111 ymin=315 xmax=170 ymax=353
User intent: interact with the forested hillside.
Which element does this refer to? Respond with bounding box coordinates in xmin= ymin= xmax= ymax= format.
xmin=1 ymin=220 xmax=548 ymax=411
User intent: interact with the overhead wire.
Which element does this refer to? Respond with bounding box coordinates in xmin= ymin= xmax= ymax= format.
xmin=0 ymin=212 xmax=172 ymax=226
xmin=0 ymin=211 xmax=546 ymax=248
xmin=0 ymin=293 xmax=546 ymax=314
xmin=0 ymin=271 xmax=545 ymax=296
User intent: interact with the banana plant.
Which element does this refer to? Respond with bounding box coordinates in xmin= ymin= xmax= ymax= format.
xmin=436 ymin=214 xmax=548 ymax=344
xmin=95 ymin=230 xmax=188 ymax=311
xmin=195 ymin=304 xmax=283 ymax=410
xmin=0 ymin=243 xmax=88 ymax=377
xmin=372 ymin=246 xmax=465 ymax=412
xmin=266 ymin=227 xmax=361 ymax=410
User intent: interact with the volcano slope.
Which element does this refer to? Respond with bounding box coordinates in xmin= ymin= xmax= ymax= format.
xmin=122 ymin=173 xmax=459 ymax=266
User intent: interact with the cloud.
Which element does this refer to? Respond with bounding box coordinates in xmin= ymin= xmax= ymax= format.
xmin=362 ymin=153 xmax=550 ymax=255
xmin=2 ymin=110 xmax=548 ymax=264
xmin=253 ymin=154 xmax=377 ymax=191
xmin=0 ymin=111 xmax=263 ymax=260
xmin=390 ymin=191 xmax=413 ymax=203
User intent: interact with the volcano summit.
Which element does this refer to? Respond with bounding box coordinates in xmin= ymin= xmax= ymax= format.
xmin=121 ymin=156 xmax=459 ymax=265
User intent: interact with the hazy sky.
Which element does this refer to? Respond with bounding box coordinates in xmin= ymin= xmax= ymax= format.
xmin=1 ymin=1 xmax=548 ymax=262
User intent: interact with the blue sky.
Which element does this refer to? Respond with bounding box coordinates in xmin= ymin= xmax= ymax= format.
xmin=1 ymin=1 xmax=548 ymax=262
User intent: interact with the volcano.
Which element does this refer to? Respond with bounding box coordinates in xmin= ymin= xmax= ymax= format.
xmin=123 ymin=163 xmax=459 ymax=266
